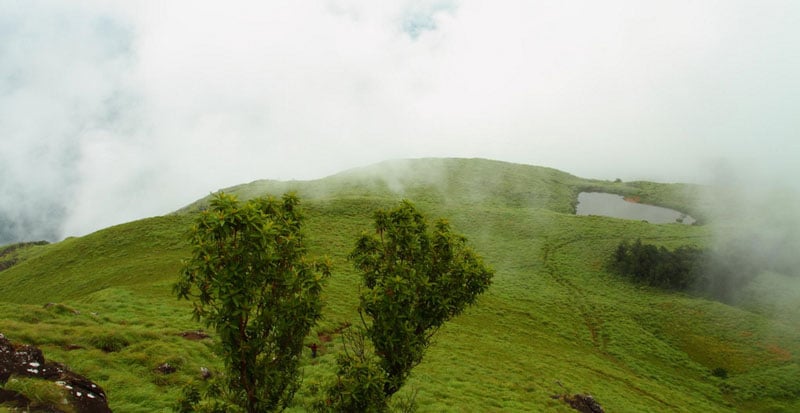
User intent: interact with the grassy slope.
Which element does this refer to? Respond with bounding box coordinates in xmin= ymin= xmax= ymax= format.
xmin=0 ymin=158 xmax=797 ymax=412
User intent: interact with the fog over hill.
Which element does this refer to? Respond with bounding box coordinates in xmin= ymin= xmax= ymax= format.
xmin=1 ymin=1 xmax=798 ymax=243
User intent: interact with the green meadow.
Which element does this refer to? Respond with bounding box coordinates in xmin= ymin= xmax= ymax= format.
xmin=1 ymin=158 xmax=797 ymax=412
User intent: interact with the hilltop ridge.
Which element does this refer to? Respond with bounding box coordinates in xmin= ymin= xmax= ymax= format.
xmin=178 ymin=158 xmax=702 ymax=217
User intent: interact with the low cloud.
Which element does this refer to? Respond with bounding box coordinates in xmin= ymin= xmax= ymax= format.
xmin=1 ymin=0 xmax=798 ymax=241
xmin=690 ymin=159 xmax=800 ymax=314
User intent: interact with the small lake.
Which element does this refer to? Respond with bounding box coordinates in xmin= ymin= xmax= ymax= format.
xmin=576 ymin=192 xmax=695 ymax=225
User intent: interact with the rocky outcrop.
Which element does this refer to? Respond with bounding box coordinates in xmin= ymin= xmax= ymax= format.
xmin=0 ymin=241 xmax=48 ymax=272
xmin=0 ymin=333 xmax=111 ymax=412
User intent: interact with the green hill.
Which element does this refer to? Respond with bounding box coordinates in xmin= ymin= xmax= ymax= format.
xmin=0 ymin=158 xmax=797 ymax=412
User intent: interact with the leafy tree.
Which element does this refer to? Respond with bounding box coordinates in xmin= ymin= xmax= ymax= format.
xmin=175 ymin=192 xmax=329 ymax=413
xmin=323 ymin=200 xmax=493 ymax=409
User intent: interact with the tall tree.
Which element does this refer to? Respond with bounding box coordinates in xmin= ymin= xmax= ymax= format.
xmin=325 ymin=200 xmax=493 ymax=410
xmin=175 ymin=192 xmax=329 ymax=412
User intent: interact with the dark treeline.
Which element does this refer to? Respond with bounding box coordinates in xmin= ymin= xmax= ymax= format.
xmin=613 ymin=238 xmax=796 ymax=303
xmin=611 ymin=238 xmax=791 ymax=304
xmin=612 ymin=240 xmax=704 ymax=291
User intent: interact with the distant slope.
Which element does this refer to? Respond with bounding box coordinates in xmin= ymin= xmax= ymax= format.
xmin=0 ymin=215 xmax=192 ymax=304
xmin=1 ymin=158 xmax=795 ymax=412
xmin=178 ymin=158 xmax=703 ymax=216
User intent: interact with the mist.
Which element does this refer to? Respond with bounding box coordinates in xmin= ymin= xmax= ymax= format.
xmin=695 ymin=163 xmax=800 ymax=316
xmin=1 ymin=1 xmax=799 ymax=243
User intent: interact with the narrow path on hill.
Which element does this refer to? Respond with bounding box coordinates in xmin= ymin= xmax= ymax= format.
xmin=541 ymin=236 xmax=611 ymax=351
xmin=540 ymin=233 xmax=707 ymax=409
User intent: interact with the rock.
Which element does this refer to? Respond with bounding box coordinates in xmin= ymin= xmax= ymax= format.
xmin=0 ymin=341 xmax=44 ymax=382
xmin=0 ymin=388 xmax=32 ymax=409
xmin=564 ymin=393 xmax=604 ymax=413
xmin=64 ymin=344 xmax=85 ymax=351
xmin=0 ymin=333 xmax=111 ymax=413
xmin=156 ymin=362 xmax=176 ymax=374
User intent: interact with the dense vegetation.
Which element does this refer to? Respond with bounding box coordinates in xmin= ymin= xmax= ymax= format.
xmin=175 ymin=193 xmax=330 ymax=412
xmin=0 ymin=158 xmax=798 ymax=412
xmin=611 ymin=239 xmax=704 ymax=291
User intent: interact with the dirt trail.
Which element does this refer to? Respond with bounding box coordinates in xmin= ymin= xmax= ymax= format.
xmin=541 ymin=237 xmax=609 ymax=351
xmin=540 ymin=234 xmax=706 ymax=410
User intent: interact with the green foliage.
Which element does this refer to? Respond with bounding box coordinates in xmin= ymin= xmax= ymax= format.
xmin=612 ymin=239 xmax=704 ymax=290
xmin=174 ymin=384 xmax=203 ymax=413
xmin=338 ymin=200 xmax=493 ymax=404
xmin=316 ymin=327 xmax=388 ymax=412
xmin=175 ymin=381 xmax=247 ymax=413
xmin=175 ymin=192 xmax=330 ymax=412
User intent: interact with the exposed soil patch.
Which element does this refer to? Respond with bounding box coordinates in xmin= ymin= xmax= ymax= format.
xmin=623 ymin=196 xmax=641 ymax=203
xmin=317 ymin=322 xmax=351 ymax=343
xmin=552 ymin=393 xmax=605 ymax=413
xmin=765 ymin=344 xmax=792 ymax=362
xmin=179 ymin=330 xmax=210 ymax=340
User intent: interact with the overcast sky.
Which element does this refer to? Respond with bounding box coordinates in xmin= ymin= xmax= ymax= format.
xmin=1 ymin=0 xmax=799 ymax=241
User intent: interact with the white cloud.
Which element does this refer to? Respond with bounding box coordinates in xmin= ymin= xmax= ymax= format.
xmin=1 ymin=0 xmax=799 ymax=239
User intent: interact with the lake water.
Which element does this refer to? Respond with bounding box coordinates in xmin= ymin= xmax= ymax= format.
xmin=576 ymin=192 xmax=695 ymax=225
